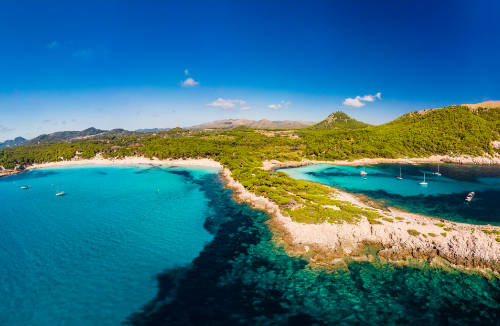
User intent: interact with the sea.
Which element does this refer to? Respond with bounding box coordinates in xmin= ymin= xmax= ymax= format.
xmin=279 ymin=163 xmax=500 ymax=225
xmin=0 ymin=165 xmax=499 ymax=326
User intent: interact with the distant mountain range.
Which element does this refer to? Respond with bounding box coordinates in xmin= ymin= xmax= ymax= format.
xmin=189 ymin=119 xmax=315 ymax=129
xmin=0 ymin=137 xmax=28 ymax=149
xmin=135 ymin=128 xmax=171 ymax=133
xmin=0 ymin=127 xmax=131 ymax=149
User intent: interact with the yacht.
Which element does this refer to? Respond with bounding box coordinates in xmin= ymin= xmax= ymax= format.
xmin=433 ymin=164 xmax=442 ymax=176
xmin=419 ymin=173 xmax=428 ymax=185
xmin=360 ymin=170 xmax=367 ymax=176
xmin=465 ymin=192 xmax=475 ymax=202
xmin=56 ymin=191 xmax=65 ymax=196
xmin=20 ymin=186 xmax=29 ymax=189
xmin=396 ymin=166 xmax=403 ymax=180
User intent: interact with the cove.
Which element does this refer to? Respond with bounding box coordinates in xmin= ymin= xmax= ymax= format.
xmin=1 ymin=165 xmax=500 ymax=326
xmin=0 ymin=166 xmax=217 ymax=326
xmin=279 ymin=163 xmax=500 ymax=225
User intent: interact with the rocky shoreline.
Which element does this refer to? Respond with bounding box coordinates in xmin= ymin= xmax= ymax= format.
xmin=221 ymin=164 xmax=500 ymax=276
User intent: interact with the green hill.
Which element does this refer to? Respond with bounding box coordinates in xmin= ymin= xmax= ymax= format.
xmin=309 ymin=111 xmax=369 ymax=130
xmin=300 ymin=105 xmax=500 ymax=159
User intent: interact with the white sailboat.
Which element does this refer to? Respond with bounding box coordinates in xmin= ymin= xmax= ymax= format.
xmin=419 ymin=173 xmax=428 ymax=185
xmin=396 ymin=166 xmax=403 ymax=180
xmin=433 ymin=164 xmax=442 ymax=176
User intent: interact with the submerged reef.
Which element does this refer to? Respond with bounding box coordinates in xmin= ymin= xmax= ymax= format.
xmin=127 ymin=174 xmax=500 ymax=326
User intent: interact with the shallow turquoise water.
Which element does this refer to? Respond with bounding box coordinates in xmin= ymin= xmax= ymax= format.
xmin=0 ymin=166 xmax=215 ymax=326
xmin=1 ymin=166 xmax=500 ymax=326
xmin=279 ymin=164 xmax=500 ymax=225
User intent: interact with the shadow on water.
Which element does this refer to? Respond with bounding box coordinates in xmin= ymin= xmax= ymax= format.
xmin=133 ymin=167 xmax=193 ymax=182
xmin=166 ymin=170 xmax=193 ymax=179
xmin=126 ymin=174 xmax=500 ymax=326
xmin=0 ymin=170 xmax=58 ymax=182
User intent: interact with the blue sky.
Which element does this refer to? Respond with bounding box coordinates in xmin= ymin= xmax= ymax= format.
xmin=0 ymin=0 xmax=499 ymax=141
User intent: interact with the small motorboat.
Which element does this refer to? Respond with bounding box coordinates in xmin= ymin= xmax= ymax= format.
xmin=419 ymin=173 xmax=428 ymax=186
xmin=465 ymin=192 xmax=475 ymax=202
xmin=56 ymin=191 xmax=65 ymax=196
xmin=396 ymin=166 xmax=403 ymax=180
xmin=20 ymin=186 xmax=29 ymax=189
xmin=360 ymin=170 xmax=367 ymax=176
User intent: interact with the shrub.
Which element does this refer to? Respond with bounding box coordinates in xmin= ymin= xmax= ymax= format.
xmin=407 ymin=229 xmax=420 ymax=236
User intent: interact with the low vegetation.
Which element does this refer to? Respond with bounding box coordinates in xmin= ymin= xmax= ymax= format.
xmin=483 ymin=229 xmax=500 ymax=235
xmin=408 ymin=229 xmax=421 ymax=236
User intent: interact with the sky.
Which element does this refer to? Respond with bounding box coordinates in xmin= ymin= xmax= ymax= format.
xmin=0 ymin=0 xmax=499 ymax=141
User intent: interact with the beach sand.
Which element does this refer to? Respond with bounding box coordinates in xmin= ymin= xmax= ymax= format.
xmin=25 ymin=155 xmax=223 ymax=171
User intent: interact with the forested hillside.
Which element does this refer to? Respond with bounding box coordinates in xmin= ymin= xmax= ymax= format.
xmin=309 ymin=111 xmax=369 ymax=130
xmin=1 ymin=105 xmax=499 ymax=170
xmin=300 ymin=105 xmax=499 ymax=159
xmin=1 ymin=104 xmax=499 ymax=224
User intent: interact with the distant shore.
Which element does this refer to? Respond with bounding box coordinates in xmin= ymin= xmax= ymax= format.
xmin=262 ymin=154 xmax=500 ymax=170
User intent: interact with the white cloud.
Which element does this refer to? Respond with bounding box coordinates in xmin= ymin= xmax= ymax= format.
xmin=181 ymin=77 xmax=199 ymax=87
xmin=46 ymin=41 xmax=59 ymax=49
xmin=240 ymin=106 xmax=252 ymax=111
xmin=184 ymin=69 xmax=189 ymax=76
xmin=343 ymin=97 xmax=365 ymax=108
xmin=207 ymin=98 xmax=246 ymax=110
xmin=268 ymin=100 xmax=291 ymax=110
xmin=343 ymin=92 xmax=382 ymax=108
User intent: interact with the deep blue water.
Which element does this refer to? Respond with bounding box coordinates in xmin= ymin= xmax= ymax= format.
xmin=1 ymin=166 xmax=500 ymax=326
xmin=279 ymin=164 xmax=500 ymax=225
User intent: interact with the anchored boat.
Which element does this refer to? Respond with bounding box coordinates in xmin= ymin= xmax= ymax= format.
xmin=433 ymin=164 xmax=442 ymax=176
xmin=465 ymin=192 xmax=475 ymax=202
xmin=396 ymin=166 xmax=403 ymax=180
xmin=419 ymin=173 xmax=428 ymax=185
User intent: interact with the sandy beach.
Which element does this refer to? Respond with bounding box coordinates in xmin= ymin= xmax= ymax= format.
xmin=24 ymin=155 xmax=223 ymax=171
